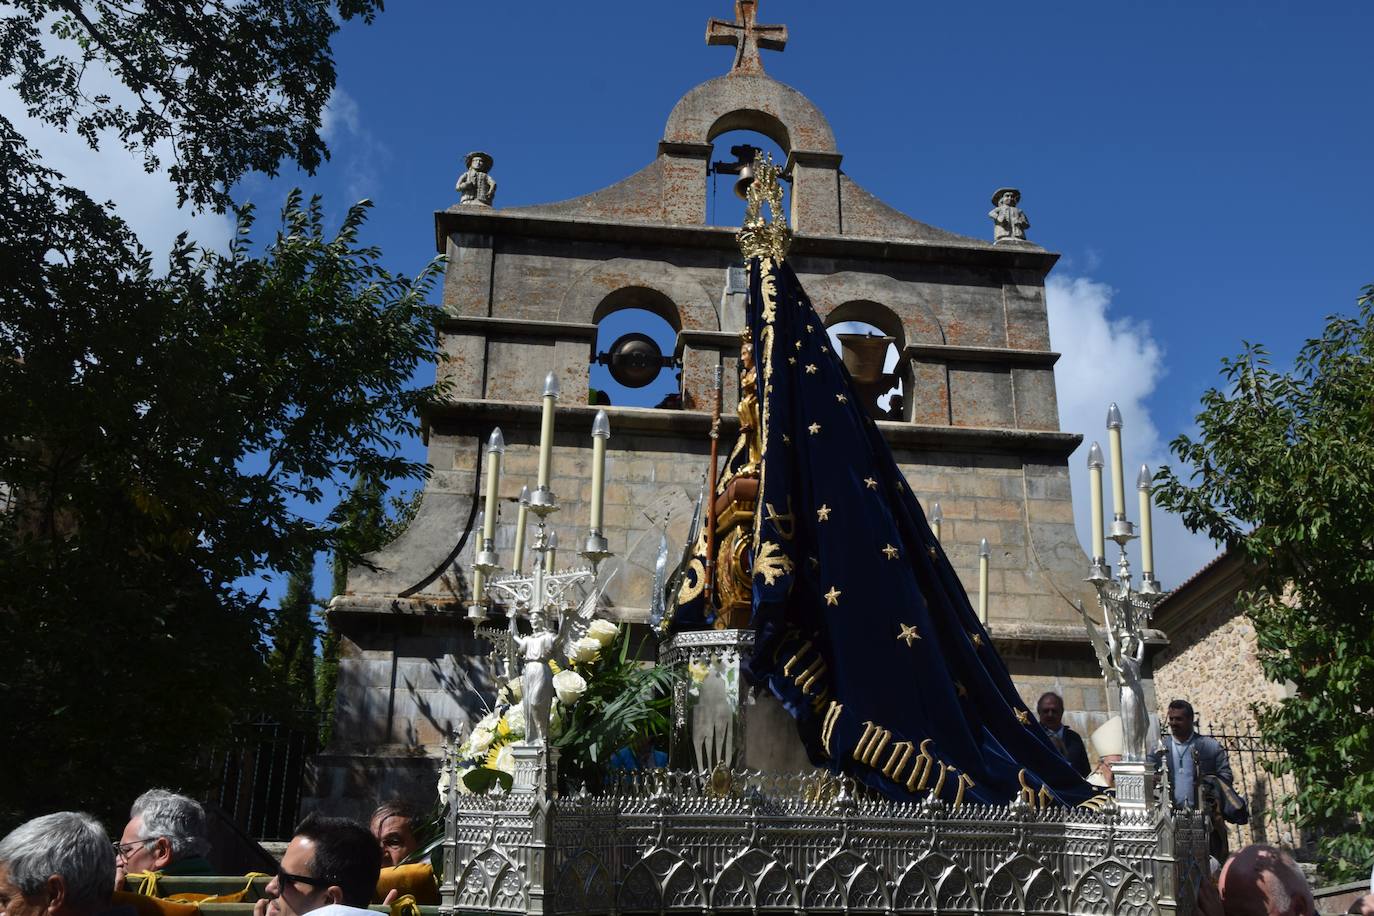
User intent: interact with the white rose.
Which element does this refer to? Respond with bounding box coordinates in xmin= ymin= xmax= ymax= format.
xmin=553 ymin=669 xmax=588 ymax=706
xmin=568 ymin=636 xmax=601 ymax=665
xmin=504 ymin=704 xmax=526 ymax=737
xmin=437 ymin=767 xmax=452 ymax=802
xmin=587 ymin=619 xmax=619 ymax=648
xmin=468 ymin=725 xmax=496 ymax=756
xmin=506 ymin=677 xmax=523 ymax=701
xmin=476 ymin=711 xmax=499 ymax=731
xmin=494 ymin=744 xmax=516 ymax=776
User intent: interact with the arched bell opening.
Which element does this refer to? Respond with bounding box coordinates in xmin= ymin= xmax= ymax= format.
xmin=824 ymin=302 xmax=909 ymax=421
xmin=706 ymin=126 xmax=790 ymax=229
xmin=590 ymin=288 xmax=683 ymax=409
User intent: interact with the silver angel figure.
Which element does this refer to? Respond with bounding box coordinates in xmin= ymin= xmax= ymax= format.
xmin=511 ymin=611 xmax=558 ymax=744
xmin=505 ymin=574 xmax=611 ymax=746
xmin=1082 ymin=601 xmax=1150 ymax=762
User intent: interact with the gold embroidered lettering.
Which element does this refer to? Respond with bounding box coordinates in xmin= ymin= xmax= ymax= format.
xmin=853 ymin=721 xmax=892 ymax=767
xmin=882 ymin=740 xmax=914 ymax=781
xmin=905 ymin=739 xmax=937 ymax=793
xmin=782 ymin=641 xmax=813 ymax=677
xmin=820 ymin=701 xmax=843 ymax=756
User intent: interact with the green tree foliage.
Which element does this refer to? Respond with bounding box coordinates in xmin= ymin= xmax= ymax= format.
xmin=1155 ymin=288 xmax=1374 ymax=878
xmin=553 ymin=631 xmax=674 ymax=792
xmin=0 ymin=131 xmax=442 ymax=823
xmin=268 ymin=556 xmax=321 ymax=723
xmin=0 ymin=0 xmax=381 ymax=210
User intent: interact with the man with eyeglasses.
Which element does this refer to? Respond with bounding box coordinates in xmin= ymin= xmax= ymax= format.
xmin=253 ymin=814 xmax=380 ymax=916
xmin=113 ymin=790 xmax=212 ymax=889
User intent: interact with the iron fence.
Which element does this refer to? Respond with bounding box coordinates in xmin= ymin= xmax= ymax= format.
xmin=1206 ymin=729 xmax=1306 ymax=853
xmin=201 ymin=717 xmax=318 ymax=841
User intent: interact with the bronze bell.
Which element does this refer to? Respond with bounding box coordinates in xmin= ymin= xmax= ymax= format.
xmin=733 ymin=160 xmax=755 ymax=199
xmin=837 ymin=333 xmax=895 ymax=385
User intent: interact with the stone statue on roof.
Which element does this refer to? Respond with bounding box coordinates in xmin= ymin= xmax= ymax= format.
xmin=457 ymin=151 xmax=497 ymax=206
xmin=989 ymin=187 xmax=1030 ymax=243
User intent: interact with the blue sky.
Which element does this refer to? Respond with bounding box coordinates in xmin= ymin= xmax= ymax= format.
xmin=8 ymin=1 xmax=1372 ymax=600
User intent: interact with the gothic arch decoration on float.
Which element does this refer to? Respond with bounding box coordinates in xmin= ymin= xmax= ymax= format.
xmin=802 ymin=849 xmax=890 ymax=912
xmin=982 ymin=852 xmax=1069 ymax=914
xmin=1069 ymin=858 xmax=1160 ymax=916
xmin=616 ymin=847 xmax=708 ymax=912
xmin=454 ymin=848 xmax=526 ymax=913
xmin=893 ymin=851 xmax=979 ymax=913
xmin=710 ymin=846 xmax=801 ymax=910
xmin=552 ymin=849 xmax=613 ymax=915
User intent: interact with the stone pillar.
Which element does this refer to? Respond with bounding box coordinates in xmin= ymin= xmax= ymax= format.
xmin=902 ymin=347 xmax=951 ymax=425
xmin=657 ymin=142 xmax=712 ymax=224
xmin=677 ymin=329 xmax=741 ymax=414
xmin=785 ymin=150 xmax=843 ymax=236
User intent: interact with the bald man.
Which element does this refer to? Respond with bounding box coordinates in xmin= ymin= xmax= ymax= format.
xmin=1218 ymin=845 xmax=1314 ymax=916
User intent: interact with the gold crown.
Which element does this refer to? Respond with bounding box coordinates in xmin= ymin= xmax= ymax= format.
xmin=736 ymin=152 xmax=792 ymax=260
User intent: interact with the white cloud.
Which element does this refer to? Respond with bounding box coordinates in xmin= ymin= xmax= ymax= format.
xmin=319 ymin=87 xmax=387 ymax=203
xmin=0 ymin=48 xmax=234 ymax=260
xmin=1046 ymin=275 xmax=1218 ymax=586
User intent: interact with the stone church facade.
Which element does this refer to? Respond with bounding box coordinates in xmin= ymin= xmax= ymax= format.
xmin=306 ymin=5 xmax=1139 ymax=819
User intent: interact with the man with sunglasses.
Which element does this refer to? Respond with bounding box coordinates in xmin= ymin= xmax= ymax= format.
xmin=254 ymin=815 xmax=380 ymax=916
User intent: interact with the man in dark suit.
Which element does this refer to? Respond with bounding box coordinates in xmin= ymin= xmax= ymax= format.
xmin=1036 ymin=691 xmax=1091 ymax=777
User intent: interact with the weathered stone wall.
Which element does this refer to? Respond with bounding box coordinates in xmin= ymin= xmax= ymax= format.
xmin=1153 ymin=598 xmax=1281 ymax=733
xmin=1150 ymin=555 xmax=1304 ymax=850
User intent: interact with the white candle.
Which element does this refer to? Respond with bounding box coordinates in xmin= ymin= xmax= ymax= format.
xmin=1137 ymin=464 xmax=1155 ymax=577
xmin=978 ymin=537 xmax=990 ymax=623
xmin=483 ymin=428 xmax=504 ymax=545
xmin=1107 ymin=403 xmax=1126 ymax=518
xmin=536 ymin=372 xmax=559 ymax=491
xmin=590 ymin=410 xmax=610 ymax=532
xmin=1088 ymin=441 xmax=1105 ymax=560
xmin=513 ymin=486 xmax=530 ymax=574
xmin=472 ymin=509 xmax=485 ymax=603
xmin=547 ymin=529 xmax=558 ymax=570
xmin=930 ymin=501 xmax=943 ymax=541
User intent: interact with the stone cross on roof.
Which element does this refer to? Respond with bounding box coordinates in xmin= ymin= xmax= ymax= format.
xmin=706 ymin=0 xmax=787 ymax=75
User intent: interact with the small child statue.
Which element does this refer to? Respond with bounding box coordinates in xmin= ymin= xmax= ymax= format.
xmin=988 ymin=187 xmax=1030 ymax=243
xmin=457 ymin=151 xmax=497 ymax=206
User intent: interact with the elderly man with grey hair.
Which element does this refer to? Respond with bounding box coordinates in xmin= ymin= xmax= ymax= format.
xmin=114 ymin=790 xmax=213 ymax=889
xmin=0 ymin=811 xmax=131 ymax=916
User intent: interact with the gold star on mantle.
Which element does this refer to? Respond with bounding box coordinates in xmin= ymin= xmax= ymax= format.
xmin=882 ymin=543 xmax=899 ymax=560
xmin=782 ymin=433 xmax=791 ymax=445
xmin=970 ymin=632 xmax=984 ymax=648
xmin=806 ymin=324 xmax=814 ymax=332
xmin=897 ymin=623 xmax=921 ymax=646
xmin=816 ymin=504 xmax=832 ymax=521
xmin=805 ymin=363 xmax=817 ymax=374
xmin=927 ymin=545 xmax=938 ymax=558
xmin=824 ymin=586 xmax=842 ymax=606
xmin=808 ymin=422 xmax=821 ymax=435
xmin=788 ymin=356 xmax=797 ymax=365
xmin=794 ymin=340 xmax=802 ymax=349
xmin=835 ymin=393 xmax=847 ymax=403
xmin=955 ymin=680 xmax=968 ymax=698
xmin=864 ymin=477 xmax=878 ymax=489
xmin=1015 ymin=709 xmax=1031 ymax=726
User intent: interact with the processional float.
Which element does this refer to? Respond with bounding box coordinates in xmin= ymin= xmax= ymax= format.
xmin=439 ymin=155 xmax=1208 ymax=916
